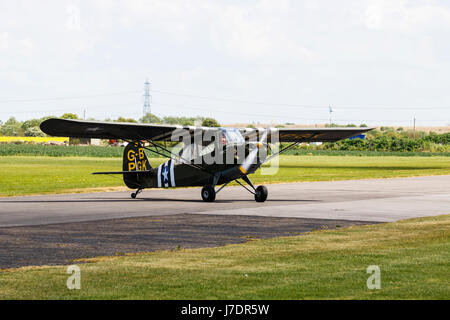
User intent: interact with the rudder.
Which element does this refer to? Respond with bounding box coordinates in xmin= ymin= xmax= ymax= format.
xmin=123 ymin=141 xmax=151 ymax=189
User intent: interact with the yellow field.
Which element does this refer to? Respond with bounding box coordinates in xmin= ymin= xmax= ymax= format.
xmin=0 ymin=136 xmax=68 ymax=143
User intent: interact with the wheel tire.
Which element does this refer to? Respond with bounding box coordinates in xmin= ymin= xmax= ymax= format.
xmin=254 ymin=185 xmax=268 ymax=202
xmin=201 ymin=185 xmax=216 ymax=202
xmin=131 ymin=193 xmax=136 ymax=199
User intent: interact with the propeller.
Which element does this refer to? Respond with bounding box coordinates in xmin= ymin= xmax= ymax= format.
xmin=239 ymin=129 xmax=268 ymax=175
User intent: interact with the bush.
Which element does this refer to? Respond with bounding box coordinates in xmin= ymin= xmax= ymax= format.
xmin=201 ymin=118 xmax=221 ymax=127
xmin=314 ymin=131 xmax=450 ymax=153
xmin=24 ymin=127 xmax=45 ymax=137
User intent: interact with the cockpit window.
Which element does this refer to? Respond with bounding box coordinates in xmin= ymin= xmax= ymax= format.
xmin=177 ymin=128 xmax=245 ymax=164
xmin=220 ymin=128 xmax=245 ymax=145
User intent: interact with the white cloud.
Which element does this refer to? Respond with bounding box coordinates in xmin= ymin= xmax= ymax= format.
xmin=0 ymin=31 xmax=9 ymax=51
xmin=365 ymin=2 xmax=385 ymax=30
xmin=0 ymin=0 xmax=449 ymax=125
xmin=365 ymin=0 xmax=450 ymax=32
xmin=211 ymin=5 xmax=272 ymax=60
xmin=18 ymin=37 xmax=37 ymax=56
xmin=210 ymin=1 xmax=318 ymax=63
xmin=65 ymin=4 xmax=82 ymax=31
xmin=116 ymin=0 xmax=214 ymax=45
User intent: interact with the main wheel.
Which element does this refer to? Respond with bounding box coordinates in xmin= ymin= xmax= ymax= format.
xmin=201 ymin=185 xmax=216 ymax=202
xmin=254 ymin=185 xmax=268 ymax=202
xmin=131 ymin=192 xmax=136 ymax=199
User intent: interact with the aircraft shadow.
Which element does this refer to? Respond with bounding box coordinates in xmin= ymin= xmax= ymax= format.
xmin=1 ymin=198 xmax=320 ymax=204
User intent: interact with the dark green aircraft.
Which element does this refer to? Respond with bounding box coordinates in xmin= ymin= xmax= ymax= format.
xmin=40 ymin=118 xmax=372 ymax=202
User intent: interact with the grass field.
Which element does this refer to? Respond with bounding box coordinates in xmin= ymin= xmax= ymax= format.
xmin=0 ymin=144 xmax=164 ymax=157
xmin=0 ymin=214 xmax=448 ymax=299
xmin=284 ymin=149 xmax=450 ymax=157
xmin=1 ymin=155 xmax=450 ymax=196
xmin=2 ymin=143 xmax=450 ymax=157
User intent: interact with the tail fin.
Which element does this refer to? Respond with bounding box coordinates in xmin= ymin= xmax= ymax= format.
xmin=123 ymin=141 xmax=151 ymax=189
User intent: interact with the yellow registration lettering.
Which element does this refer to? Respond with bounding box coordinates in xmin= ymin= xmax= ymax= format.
xmin=128 ymin=162 xmax=136 ymax=171
xmin=141 ymin=159 xmax=147 ymax=171
xmin=127 ymin=150 xmax=135 ymax=161
xmin=139 ymin=148 xmax=144 ymax=160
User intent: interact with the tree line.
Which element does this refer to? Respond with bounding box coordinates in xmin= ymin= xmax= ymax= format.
xmin=0 ymin=113 xmax=221 ymax=137
xmin=300 ymin=126 xmax=450 ymax=153
xmin=1 ymin=115 xmax=448 ymax=153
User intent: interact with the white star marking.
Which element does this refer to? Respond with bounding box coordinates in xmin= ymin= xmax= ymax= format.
xmin=162 ymin=166 xmax=169 ymax=182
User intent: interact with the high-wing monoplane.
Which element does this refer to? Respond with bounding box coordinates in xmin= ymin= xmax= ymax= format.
xmin=40 ymin=119 xmax=372 ymax=202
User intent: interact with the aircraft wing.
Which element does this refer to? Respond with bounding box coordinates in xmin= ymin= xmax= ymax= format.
xmin=41 ymin=118 xmax=373 ymax=143
xmin=40 ymin=118 xmax=217 ymax=141
xmin=240 ymin=127 xmax=373 ymax=142
xmin=270 ymin=127 xmax=374 ymax=142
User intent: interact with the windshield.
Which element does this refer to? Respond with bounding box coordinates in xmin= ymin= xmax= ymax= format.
xmin=220 ymin=128 xmax=245 ymax=145
xmin=177 ymin=128 xmax=245 ymax=164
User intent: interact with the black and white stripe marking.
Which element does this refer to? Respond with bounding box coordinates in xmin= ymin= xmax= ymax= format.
xmin=157 ymin=159 xmax=176 ymax=188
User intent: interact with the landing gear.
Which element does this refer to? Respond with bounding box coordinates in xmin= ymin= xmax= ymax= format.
xmin=201 ymin=185 xmax=216 ymax=202
xmin=200 ymin=176 xmax=268 ymax=202
xmin=240 ymin=176 xmax=268 ymax=202
xmin=131 ymin=188 xmax=143 ymax=199
xmin=254 ymin=185 xmax=268 ymax=202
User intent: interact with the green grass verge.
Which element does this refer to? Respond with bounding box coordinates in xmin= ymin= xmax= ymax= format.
xmin=1 ymin=215 xmax=448 ymax=299
xmin=1 ymin=155 xmax=449 ymax=196
xmin=283 ymin=149 xmax=450 ymax=157
xmin=0 ymin=144 xmax=165 ymax=157
xmin=1 ymin=144 xmax=449 ymax=157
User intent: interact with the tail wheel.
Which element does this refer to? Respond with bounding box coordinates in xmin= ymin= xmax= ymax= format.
xmin=201 ymin=185 xmax=216 ymax=202
xmin=131 ymin=188 xmax=142 ymax=199
xmin=254 ymin=185 xmax=268 ymax=202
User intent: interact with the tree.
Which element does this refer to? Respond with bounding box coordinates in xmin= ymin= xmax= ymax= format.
xmin=1 ymin=125 xmax=20 ymax=136
xmin=140 ymin=113 xmax=161 ymax=123
xmin=163 ymin=116 xmax=197 ymax=126
xmin=24 ymin=126 xmax=45 ymax=137
xmin=21 ymin=119 xmax=41 ymax=131
xmin=61 ymin=113 xmax=79 ymax=119
xmin=115 ymin=117 xmax=137 ymax=123
xmin=40 ymin=116 xmax=55 ymax=122
xmin=4 ymin=116 xmax=19 ymax=126
xmin=1 ymin=117 xmax=22 ymax=136
xmin=201 ymin=117 xmax=220 ymax=127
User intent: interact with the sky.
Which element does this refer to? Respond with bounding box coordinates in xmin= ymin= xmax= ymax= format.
xmin=0 ymin=0 xmax=449 ymax=126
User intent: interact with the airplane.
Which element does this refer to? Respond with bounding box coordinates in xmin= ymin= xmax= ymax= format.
xmin=40 ymin=118 xmax=373 ymax=202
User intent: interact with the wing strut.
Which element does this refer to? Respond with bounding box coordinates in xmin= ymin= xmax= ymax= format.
xmin=263 ymin=141 xmax=301 ymax=164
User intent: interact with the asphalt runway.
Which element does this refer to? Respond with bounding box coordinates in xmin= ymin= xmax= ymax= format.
xmin=0 ymin=175 xmax=448 ymax=268
xmin=0 ymin=175 xmax=449 ymax=227
xmin=0 ymin=214 xmax=373 ymax=269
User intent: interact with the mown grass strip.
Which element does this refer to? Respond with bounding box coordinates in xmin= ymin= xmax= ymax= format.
xmin=0 ymin=215 xmax=448 ymax=299
xmin=1 ymin=155 xmax=449 ymax=196
xmin=0 ymin=144 xmax=166 ymax=157
xmin=284 ymin=149 xmax=450 ymax=157
xmin=1 ymin=143 xmax=449 ymax=157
